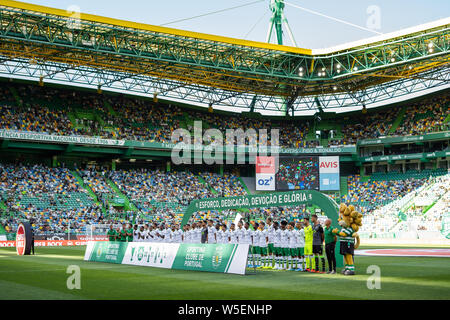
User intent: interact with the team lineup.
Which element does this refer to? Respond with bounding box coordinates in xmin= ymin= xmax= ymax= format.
xmin=106 ymin=214 xmax=350 ymax=274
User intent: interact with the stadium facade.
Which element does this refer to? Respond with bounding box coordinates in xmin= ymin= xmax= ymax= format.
xmin=0 ymin=1 xmax=449 ymax=244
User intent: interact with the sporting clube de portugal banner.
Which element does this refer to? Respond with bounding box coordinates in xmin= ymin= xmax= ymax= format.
xmin=84 ymin=241 xmax=250 ymax=275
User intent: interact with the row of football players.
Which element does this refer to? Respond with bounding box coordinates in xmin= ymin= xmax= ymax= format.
xmin=127 ymin=218 xmax=308 ymax=271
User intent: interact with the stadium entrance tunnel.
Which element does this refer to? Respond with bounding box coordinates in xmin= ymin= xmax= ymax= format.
xmin=181 ymin=190 xmax=339 ymax=228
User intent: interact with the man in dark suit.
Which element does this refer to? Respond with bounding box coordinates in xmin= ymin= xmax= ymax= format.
xmin=201 ymin=220 xmax=208 ymax=244
xmin=30 ymin=225 xmax=35 ymax=255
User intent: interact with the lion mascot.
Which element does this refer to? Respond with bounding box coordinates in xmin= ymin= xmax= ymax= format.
xmin=332 ymin=203 xmax=363 ymax=275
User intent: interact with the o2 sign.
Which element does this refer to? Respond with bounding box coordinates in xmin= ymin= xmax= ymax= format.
xmin=16 ymin=222 xmax=32 ymax=256
xmin=258 ymin=177 xmax=273 ymax=186
xmin=256 ymin=175 xmax=275 ymax=191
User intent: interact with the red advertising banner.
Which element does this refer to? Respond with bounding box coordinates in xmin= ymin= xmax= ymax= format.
xmin=256 ymin=156 xmax=276 ymax=174
xmin=0 ymin=239 xmax=107 ymax=248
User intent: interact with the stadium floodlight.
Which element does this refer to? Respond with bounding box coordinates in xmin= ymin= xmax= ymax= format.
xmin=333 ymin=86 xmax=338 ymax=91
xmin=428 ymin=42 xmax=434 ymax=48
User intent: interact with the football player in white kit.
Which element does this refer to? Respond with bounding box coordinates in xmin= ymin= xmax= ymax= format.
xmin=229 ymin=223 xmax=239 ymax=244
xmin=272 ymin=222 xmax=282 ymax=270
xmin=296 ymin=221 xmax=306 ymax=271
xmin=251 ymin=223 xmax=261 ymax=268
xmin=163 ymin=226 xmax=172 ymax=243
xmin=156 ymin=226 xmax=163 ymax=242
xmin=235 ymin=221 xmax=244 ymax=243
xmin=241 ymin=222 xmax=254 ymax=268
xmin=137 ymin=226 xmax=146 ymax=242
xmin=255 ymin=222 xmax=269 ymax=269
xmin=171 ymin=224 xmax=183 ymax=243
xmin=183 ymin=224 xmax=191 ymax=243
xmin=218 ymin=224 xmax=231 ymax=244
xmin=194 ymin=223 xmax=203 ymax=244
xmin=287 ymin=222 xmax=298 ymax=270
xmin=216 ymin=224 xmax=223 ymax=244
xmin=266 ymin=217 xmax=275 ymax=269
xmin=207 ymin=220 xmax=217 ymax=244
xmin=279 ymin=221 xmax=290 ymax=270
xmin=147 ymin=226 xmax=155 ymax=242
xmin=188 ymin=223 xmax=196 ymax=243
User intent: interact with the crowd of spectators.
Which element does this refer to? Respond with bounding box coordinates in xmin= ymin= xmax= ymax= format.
xmin=395 ymin=95 xmax=449 ymax=136
xmin=0 ymin=83 xmax=448 ymax=149
xmin=109 ymin=168 xmax=214 ymax=207
xmin=0 ymin=163 xmax=103 ymax=234
xmin=340 ymin=108 xmax=399 ymax=145
xmin=342 ymin=175 xmax=427 ymax=214
xmin=199 ymin=172 xmax=247 ymax=197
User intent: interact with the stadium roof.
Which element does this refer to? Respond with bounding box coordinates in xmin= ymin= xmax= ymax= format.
xmin=0 ymin=0 xmax=449 ymax=115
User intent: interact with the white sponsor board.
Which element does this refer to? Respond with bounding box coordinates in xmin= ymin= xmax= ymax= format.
xmin=84 ymin=241 xmax=249 ymax=275
xmin=123 ymin=242 xmax=180 ymax=269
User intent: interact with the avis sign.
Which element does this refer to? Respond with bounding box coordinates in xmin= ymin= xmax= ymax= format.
xmin=256 ymin=156 xmax=276 ymax=191
xmin=319 ymin=156 xmax=340 ymax=191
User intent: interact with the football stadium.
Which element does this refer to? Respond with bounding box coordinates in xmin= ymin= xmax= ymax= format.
xmin=0 ymin=0 xmax=449 ymax=303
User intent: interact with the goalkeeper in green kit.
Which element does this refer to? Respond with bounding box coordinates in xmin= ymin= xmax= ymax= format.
xmin=303 ymin=217 xmax=314 ymax=272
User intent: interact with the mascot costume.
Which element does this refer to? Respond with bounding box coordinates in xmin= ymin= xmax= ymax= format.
xmin=332 ymin=203 xmax=363 ymax=275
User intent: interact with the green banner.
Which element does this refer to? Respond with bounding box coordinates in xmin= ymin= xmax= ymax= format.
xmin=134 ymin=142 xmax=356 ymax=155
xmin=172 ymin=244 xmax=238 ymax=273
xmin=358 ymin=131 xmax=450 ymax=146
xmin=360 ymin=150 xmax=450 ymax=163
xmin=87 ymin=241 xmax=128 ymax=264
xmin=0 ymin=129 xmax=356 ymax=155
xmin=0 ymin=130 xmax=125 ymax=146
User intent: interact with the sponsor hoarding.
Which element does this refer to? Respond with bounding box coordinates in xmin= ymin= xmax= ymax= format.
xmin=255 ymin=156 xmax=276 ymax=191
xmin=84 ymin=242 xmax=249 ymax=275
xmin=319 ymin=156 xmax=340 ymax=191
xmin=0 ymin=239 xmax=106 ymax=247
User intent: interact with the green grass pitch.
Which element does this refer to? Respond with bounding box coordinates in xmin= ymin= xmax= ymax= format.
xmin=0 ymin=246 xmax=449 ymax=300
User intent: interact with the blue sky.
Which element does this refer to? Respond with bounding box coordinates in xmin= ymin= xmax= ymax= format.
xmin=22 ymin=0 xmax=450 ymax=48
